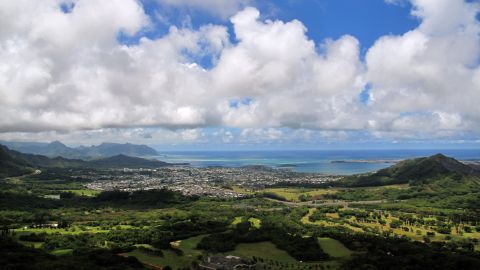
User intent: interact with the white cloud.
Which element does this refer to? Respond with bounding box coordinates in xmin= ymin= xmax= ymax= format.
xmin=214 ymin=8 xmax=365 ymax=129
xmin=366 ymin=0 xmax=480 ymax=136
xmin=0 ymin=0 xmax=479 ymax=144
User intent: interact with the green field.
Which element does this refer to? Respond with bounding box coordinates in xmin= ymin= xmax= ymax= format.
xmin=248 ymin=217 xmax=261 ymax=228
xmin=128 ymin=237 xmax=342 ymax=269
xmin=264 ymin=187 xmax=338 ymax=202
xmin=51 ymin=249 xmax=73 ymax=256
xmin=228 ymin=241 xmax=340 ymax=269
xmin=232 ymin=216 xmax=262 ymax=228
xmin=19 ymin=241 xmax=43 ymax=249
xmin=318 ymin=238 xmax=353 ymax=258
xmin=227 ymin=241 xmax=296 ymax=263
xmin=126 ymin=235 xmax=204 ymax=269
xmin=15 ymin=226 xmax=110 ymax=235
xmin=61 ymin=189 xmax=101 ymax=197
xmin=231 ymin=216 xmax=243 ymax=225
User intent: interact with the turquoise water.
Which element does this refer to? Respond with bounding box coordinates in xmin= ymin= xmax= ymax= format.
xmin=155 ymin=149 xmax=480 ymax=175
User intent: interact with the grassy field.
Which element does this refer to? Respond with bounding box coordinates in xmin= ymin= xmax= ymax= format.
xmin=248 ymin=217 xmax=261 ymax=228
xmin=51 ymin=249 xmax=73 ymax=256
xmin=127 ymin=236 xmax=342 ymax=269
xmin=15 ymin=226 xmax=110 ymax=235
xmin=232 ymin=216 xmax=262 ymax=228
xmin=227 ymin=241 xmax=341 ymax=269
xmin=263 ymin=188 xmax=338 ymax=202
xmin=318 ymin=238 xmax=353 ymax=258
xmin=5 ymin=177 xmax=23 ymax=185
xmin=19 ymin=240 xmax=43 ymax=249
xmin=227 ymin=241 xmax=296 ymax=263
xmin=231 ymin=216 xmax=243 ymax=225
xmin=358 ymin=184 xmax=410 ymax=192
xmin=302 ymin=207 xmax=480 ymax=251
xmin=61 ymin=189 xmax=101 ymax=197
xmin=301 ymin=208 xmax=363 ymax=232
xmin=232 ymin=186 xmax=255 ymax=195
xmin=125 ymin=235 xmax=204 ymax=269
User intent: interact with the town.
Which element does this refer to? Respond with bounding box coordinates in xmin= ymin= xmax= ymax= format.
xmin=85 ymin=166 xmax=342 ymax=198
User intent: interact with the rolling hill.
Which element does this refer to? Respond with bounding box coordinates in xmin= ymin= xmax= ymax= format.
xmin=0 ymin=141 xmax=158 ymax=159
xmin=341 ymin=154 xmax=480 ymax=187
xmin=0 ymin=145 xmax=34 ymax=178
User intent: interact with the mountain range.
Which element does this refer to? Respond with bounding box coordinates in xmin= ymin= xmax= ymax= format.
xmin=0 ymin=144 xmax=172 ymax=177
xmin=0 ymin=141 xmax=158 ymax=160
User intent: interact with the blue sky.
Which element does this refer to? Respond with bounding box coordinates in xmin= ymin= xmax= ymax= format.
xmin=1 ymin=0 xmax=480 ymax=149
xmin=130 ymin=0 xmax=420 ymax=57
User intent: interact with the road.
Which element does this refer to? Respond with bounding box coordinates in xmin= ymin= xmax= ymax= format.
xmin=265 ymin=198 xmax=387 ymax=208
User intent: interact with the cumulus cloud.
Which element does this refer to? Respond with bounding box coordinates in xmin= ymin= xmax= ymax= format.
xmin=215 ymin=7 xmax=365 ymax=129
xmin=366 ymin=0 xmax=480 ymax=135
xmin=0 ymin=0 xmax=479 ymax=144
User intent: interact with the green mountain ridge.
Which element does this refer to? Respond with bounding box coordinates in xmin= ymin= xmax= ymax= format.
xmin=341 ymin=153 xmax=480 ymax=187
xmin=0 ymin=141 xmax=158 ymax=159
xmin=0 ymin=145 xmax=34 ymax=178
xmin=0 ymin=145 xmax=172 ymax=174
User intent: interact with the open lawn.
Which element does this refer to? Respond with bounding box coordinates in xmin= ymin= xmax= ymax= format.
xmin=5 ymin=177 xmax=23 ymax=185
xmin=318 ymin=238 xmax=353 ymax=258
xmin=227 ymin=241 xmax=296 ymax=263
xmin=125 ymin=235 xmax=204 ymax=269
xmin=227 ymin=241 xmax=341 ymax=269
xmin=232 ymin=186 xmax=255 ymax=195
xmin=231 ymin=216 xmax=243 ymax=225
xmin=232 ymin=216 xmax=262 ymax=228
xmin=128 ymin=237 xmax=341 ymax=269
xmin=303 ymin=207 xmax=480 ymax=250
xmin=248 ymin=217 xmax=261 ymax=228
xmin=51 ymin=248 xmax=73 ymax=256
xmin=19 ymin=240 xmax=43 ymax=249
xmin=263 ymin=188 xmax=338 ymax=202
xmin=15 ymin=226 xmax=110 ymax=235
xmin=61 ymin=189 xmax=101 ymax=197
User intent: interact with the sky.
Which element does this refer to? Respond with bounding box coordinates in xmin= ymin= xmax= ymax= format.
xmin=0 ymin=0 xmax=480 ymax=150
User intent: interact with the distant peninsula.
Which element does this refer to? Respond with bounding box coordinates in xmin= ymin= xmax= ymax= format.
xmin=331 ymin=159 xmax=400 ymax=164
xmin=277 ymin=164 xmax=298 ymax=168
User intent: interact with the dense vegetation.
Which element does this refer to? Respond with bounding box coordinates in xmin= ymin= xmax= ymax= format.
xmin=197 ymin=221 xmax=329 ymax=261
xmin=1 ymin=148 xmax=480 ymax=269
xmin=0 ymin=145 xmax=33 ymax=178
xmin=0 ymin=237 xmax=145 ymax=270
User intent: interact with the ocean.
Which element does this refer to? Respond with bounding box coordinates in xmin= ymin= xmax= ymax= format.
xmin=155 ymin=149 xmax=480 ymax=175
